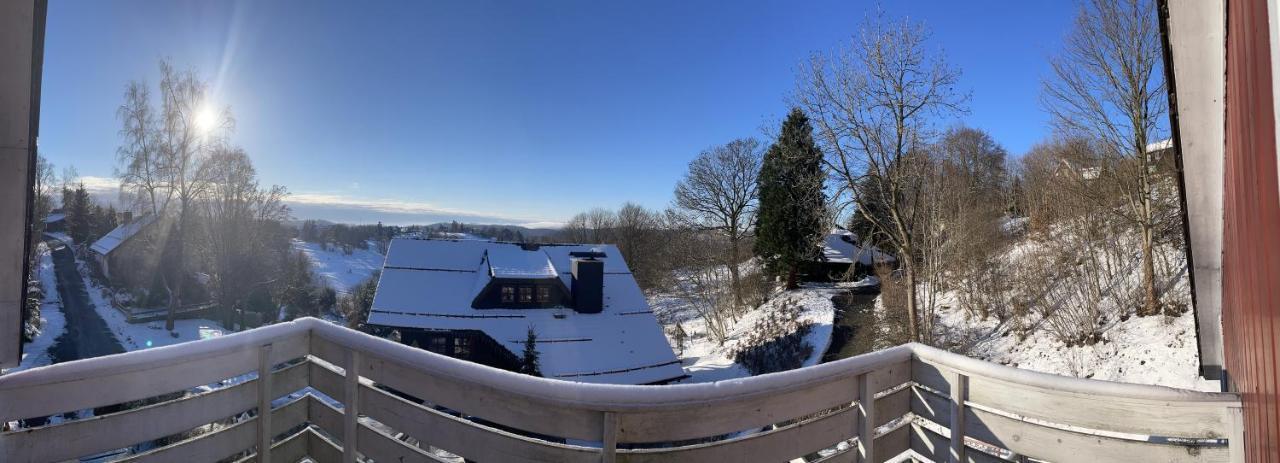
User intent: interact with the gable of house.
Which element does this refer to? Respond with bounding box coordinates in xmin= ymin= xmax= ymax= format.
xmin=89 ymin=213 xmax=157 ymax=258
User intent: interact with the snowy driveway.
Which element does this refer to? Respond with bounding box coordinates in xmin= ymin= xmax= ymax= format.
xmin=46 ymin=242 xmax=124 ymax=363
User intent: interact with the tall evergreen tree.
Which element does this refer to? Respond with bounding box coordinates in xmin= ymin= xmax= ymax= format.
xmin=66 ymin=184 xmax=93 ymax=245
xmin=520 ymin=327 xmax=542 ymax=376
xmin=753 ymin=108 xmax=827 ymax=289
xmin=279 ymin=250 xmax=318 ymax=320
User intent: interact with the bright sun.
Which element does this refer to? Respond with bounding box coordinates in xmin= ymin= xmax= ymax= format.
xmin=195 ymin=105 xmax=218 ymax=133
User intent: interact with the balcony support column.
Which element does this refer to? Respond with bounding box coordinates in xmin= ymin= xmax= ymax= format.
xmin=601 ymin=411 xmax=618 ymax=463
xmin=343 ymin=349 xmax=361 ymax=463
xmin=949 ymin=371 xmax=968 ymax=463
xmin=257 ymin=343 xmax=274 ymax=463
xmin=857 ymin=372 xmax=874 ymax=463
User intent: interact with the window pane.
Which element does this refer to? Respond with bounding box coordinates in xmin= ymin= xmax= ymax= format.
xmin=429 ymin=336 xmax=448 ymax=354
xmin=519 ymin=286 xmax=533 ymax=303
xmin=501 ymin=286 xmax=514 ymax=303
xmin=454 ymin=336 xmax=471 ymax=356
xmin=537 ymin=286 xmax=551 ymax=303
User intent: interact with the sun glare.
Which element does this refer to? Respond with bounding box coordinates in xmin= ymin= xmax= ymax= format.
xmin=194 ymin=104 xmax=218 ymax=133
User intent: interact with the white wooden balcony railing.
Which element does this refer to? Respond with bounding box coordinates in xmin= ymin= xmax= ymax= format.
xmin=0 ymin=317 xmax=1242 ymax=462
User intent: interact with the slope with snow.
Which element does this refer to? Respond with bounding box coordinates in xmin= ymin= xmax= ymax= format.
xmin=913 ymin=228 xmax=1212 ymax=391
xmin=651 ymin=286 xmax=836 ymax=383
xmin=292 ymin=239 xmax=385 ymax=294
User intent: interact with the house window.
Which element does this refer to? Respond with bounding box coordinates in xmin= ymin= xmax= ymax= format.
xmin=454 ymin=336 xmax=472 ymax=357
xmin=519 ymin=286 xmax=534 ymax=303
xmin=428 ymin=336 xmax=448 ymax=354
xmin=536 ymin=286 xmax=551 ymax=303
xmin=500 ymin=286 xmax=515 ymax=303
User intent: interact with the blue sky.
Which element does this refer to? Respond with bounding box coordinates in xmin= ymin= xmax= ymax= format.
xmin=40 ymin=0 xmax=1076 ymax=227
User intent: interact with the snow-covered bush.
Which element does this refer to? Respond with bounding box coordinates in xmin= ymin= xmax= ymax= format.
xmin=732 ymin=300 xmax=814 ymax=375
xmin=738 ymin=264 xmax=775 ymax=308
xmin=22 ymin=280 xmax=42 ymax=343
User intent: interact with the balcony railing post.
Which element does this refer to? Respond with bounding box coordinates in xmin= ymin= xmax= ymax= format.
xmin=1228 ymin=404 xmax=1244 ymax=463
xmin=343 ymin=349 xmax=361 ymax=463
xmin=602 ymin=411 xmax=618 ymax=463
xmin=257 ymin=343 xmax=274 ymax=463
xmin=857 ymin=372 xmax=875 ymax=463
xmin=949 ymin=371 xmax=968 ymax=463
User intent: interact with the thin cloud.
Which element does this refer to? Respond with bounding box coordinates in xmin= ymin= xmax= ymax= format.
xmin=77 ymin=176 xmax=122 ymax=193
xmin=57 ymin=176 xmax=562 ymax=228
xmin=285 ymin=192 xmax=562 ymax=228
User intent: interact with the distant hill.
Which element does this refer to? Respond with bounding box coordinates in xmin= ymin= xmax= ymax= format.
xmin=287 ymin=217 xmax=560 ymax=241
xmin=421 ymin=222 xmax=561 ymax=239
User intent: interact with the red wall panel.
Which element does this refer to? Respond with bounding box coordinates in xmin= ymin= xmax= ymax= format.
xmin=1224 ymin=0 xmax=1280 ymax=459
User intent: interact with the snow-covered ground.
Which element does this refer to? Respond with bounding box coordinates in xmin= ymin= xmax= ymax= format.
xmin=651 ymin=286 xmax=836 ymax=383
xmin=921 ymin=274 xmax=1210 ymax=391
xmin=913 ymin=226 xmax=1214 ymax=391
xmin=77 ymin=259 xmax=227 ymax=351
xmin=4 ymin=243 xmax=66 ymax=373
xmin=292 ymin=239 xmax=384 ymax=294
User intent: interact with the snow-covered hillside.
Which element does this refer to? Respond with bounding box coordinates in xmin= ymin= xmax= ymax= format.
xmin=651 ymin=287 xmax=836 ymax=383
xmin=292 ymin=239 xmax=384 ymax=294
xmin=911 ymin=228 xmax=1212 ymax=391
xmin=942 ymin=302 xmax=1207 ymax=390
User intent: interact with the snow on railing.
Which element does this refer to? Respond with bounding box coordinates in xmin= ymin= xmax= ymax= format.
xmin=0 ymin=318 xmax=1242 ymax=462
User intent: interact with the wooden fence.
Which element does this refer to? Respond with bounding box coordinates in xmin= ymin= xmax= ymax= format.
xmin=0 ymin=318 xmax=1242 ymax=462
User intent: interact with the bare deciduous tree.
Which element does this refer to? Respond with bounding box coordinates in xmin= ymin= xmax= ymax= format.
xmin=115 ymin=59 xmax=232 ymax=330
xmin=614 ymin=202 xmax=667 ymax=289
xmin=117 ymin=81 xmax=169 ymax=216
xmin=201 ymin=146 xmax=290 ymax=327
xmin=795 ymin=11 xmax=968 ymax=341
xmin=673 ymin=138 xmax=762 ymax=308
xmin=1043 ymin=0 xmax=1166 ymax=316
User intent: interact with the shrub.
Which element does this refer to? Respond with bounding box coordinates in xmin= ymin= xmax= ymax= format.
xmin=732 ymin=299 xmax=814 ymax=375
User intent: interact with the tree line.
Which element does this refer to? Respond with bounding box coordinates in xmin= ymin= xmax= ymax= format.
xmin=555 ymin=0 xmax=1184 ymax=352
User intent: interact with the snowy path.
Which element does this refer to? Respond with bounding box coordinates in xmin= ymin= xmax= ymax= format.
xmin=47 ymin=242 xmax=125 ymax=363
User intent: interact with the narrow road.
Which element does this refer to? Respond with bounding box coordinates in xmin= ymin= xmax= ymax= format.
xmin=46 ymin=241 xmax=124 ymax=364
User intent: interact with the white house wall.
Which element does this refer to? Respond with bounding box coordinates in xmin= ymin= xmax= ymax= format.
xmin=0 ymin=0 xmax=44 ymax=368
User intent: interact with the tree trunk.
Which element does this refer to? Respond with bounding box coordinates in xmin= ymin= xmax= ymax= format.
xmin=728 ymin=238 xmax=743 ymax=309
xmin=1137 ymin=151 xmax=1159 ymax=317
xmin=1140 ymin=222 xmax=1158 ymax=316
xmin=905 ymin=261 xmax=920 ymax=343
xmin=785 ymin=264 xmax=799 ymax=290
xmin=166 ymin=209 xmax=188 ymax=332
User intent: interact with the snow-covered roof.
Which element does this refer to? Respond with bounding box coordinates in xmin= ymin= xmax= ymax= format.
xmin=89 ymin=214 xmax=157 ymax=256
xmin=485 ymin=244 xmax=557 ymax=278
xmin=1146 ymin=139 xmax=1174 ymax=153
xmin=821 ymin=228 xmax=896 ymax=265
xmin=369 ymin=239 xmax=684 ymax=385
xmin=43 ymin=213 xmax=65 ymax=224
